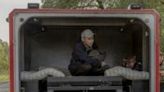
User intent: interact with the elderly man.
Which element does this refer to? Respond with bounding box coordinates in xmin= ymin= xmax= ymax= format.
xmin=68 ymin=29 xmax=109 ymax=76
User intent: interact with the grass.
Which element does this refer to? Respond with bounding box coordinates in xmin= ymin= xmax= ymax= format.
xmin=0 ymin=73 xmax=9 ymax=83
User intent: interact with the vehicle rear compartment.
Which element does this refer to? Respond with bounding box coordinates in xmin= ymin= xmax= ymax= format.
xmin=19 ymin=17 xmax=150 ymax=92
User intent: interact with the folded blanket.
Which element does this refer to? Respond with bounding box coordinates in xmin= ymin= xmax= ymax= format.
xmin=38 ymin=66 xmax=71 ymax=76
xmin=104 ymin=66 xmax=149 ymax=80
xmin=21 ymin=68 xmax=65 ymax=81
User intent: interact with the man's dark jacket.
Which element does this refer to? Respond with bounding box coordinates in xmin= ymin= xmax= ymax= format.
xmin=68 ymin=41 xmax=99 ymax=70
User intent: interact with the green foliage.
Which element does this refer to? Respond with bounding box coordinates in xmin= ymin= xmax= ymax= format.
xmin=155 ymin=1 xmax=164 ymax=52
xmin=41 ymin=0 xmax=121 ymax=9
xmin=41 ymin=0 xmax=164 ymax=52
xmin=161 ymin=29 xmax=164 ymax=52
xmin=42 ymin=0 xmax=79 ymax=8
xmin=0 ymin=39 xmax=9 ymax=73
xmin=0 ymin=74 xmax=9 ymax=82
xmin=41 ymin=0 xmax=158 ymax=9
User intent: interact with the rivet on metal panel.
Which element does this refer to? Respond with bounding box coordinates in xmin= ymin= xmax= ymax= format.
xmin=33 ymin=18 xmax=39 ymax=22
xmin=20 ymin=18 xmax=24 ymax=22
xmin=145 ymin=18 xmax=149 ymax=24
xmin=120 ymin=28 xmax=124 ymax=32
xmin=145 ymin=31 xmax=149 ymax=37
xmin=130 ymin=19 xmax=134 ymax=23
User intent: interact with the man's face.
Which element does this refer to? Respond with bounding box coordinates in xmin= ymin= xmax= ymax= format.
xmin=83 ymin=36 xmax=94 ymax=47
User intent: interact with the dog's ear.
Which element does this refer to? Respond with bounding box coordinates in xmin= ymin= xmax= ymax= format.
xmin=122 ymin=58 xmax=128 ymax=67
xmin=132 ymin=56 xmax=136 ymax=59
xmin=131 ymin=56 xmax=137 ymax=63
xmin=122 ymin=61 xmax=127 ymax=66
xmin=123 ymin=58 xmax=128 ymax=62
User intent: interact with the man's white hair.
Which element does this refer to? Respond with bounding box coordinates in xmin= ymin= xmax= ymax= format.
xmin=81 ymin=29 xmax=94 ymax=41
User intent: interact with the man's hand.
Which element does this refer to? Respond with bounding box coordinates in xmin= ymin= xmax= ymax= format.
xmin=89 ymin=50 xmax=106 ymax=61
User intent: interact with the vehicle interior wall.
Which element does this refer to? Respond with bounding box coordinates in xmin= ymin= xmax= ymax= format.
xmin=19 ymin=17 xmax=149 ymax=92
xmin=20 ymin=18 xmax=149 ymax=71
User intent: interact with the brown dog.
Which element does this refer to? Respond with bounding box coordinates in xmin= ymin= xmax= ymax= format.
xmin=122 ymin=56 xmax=137 ymax=69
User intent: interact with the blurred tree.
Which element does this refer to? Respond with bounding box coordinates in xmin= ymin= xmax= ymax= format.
xmin=41 ymin=0 xmax=122 ymax=9
xmin=0 ymin=39 xmax=9 ymax=73
xmin=41 ymin=0 xmax=158 ymax=9
xmin=41 ymin=0 xmax=164 ymax=52
xmin=154 ymin=1 xmax=164 ymax=52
